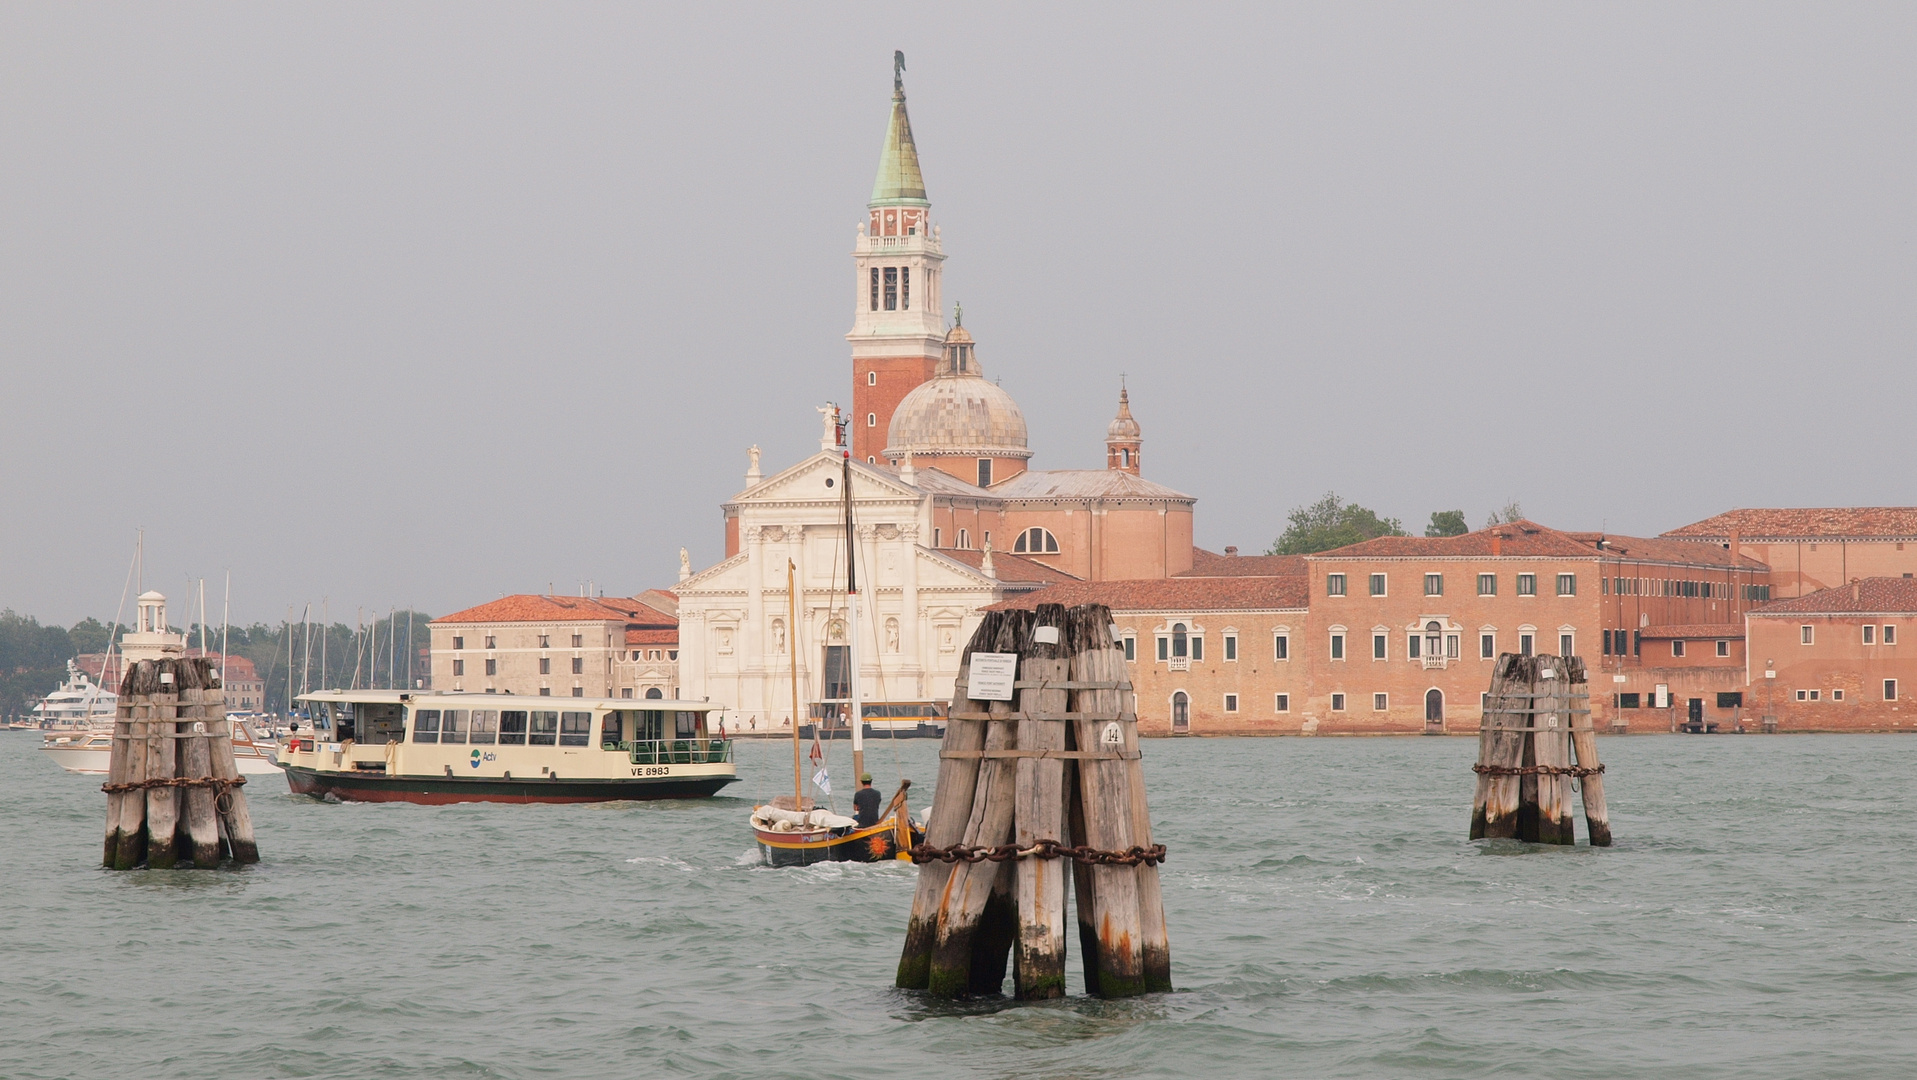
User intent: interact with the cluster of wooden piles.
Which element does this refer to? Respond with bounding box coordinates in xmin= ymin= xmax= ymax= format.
xmin=897 ymin=603 xmax=1171 ymax=1000
xmin=103 ymin=658 xmax=260 ymax=869
xmin=1470 ymin=653 xmax=1612 ymax=846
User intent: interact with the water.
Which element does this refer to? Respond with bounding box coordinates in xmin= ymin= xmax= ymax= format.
xmin=2 ymin=732 xmax=1914 ymax=1079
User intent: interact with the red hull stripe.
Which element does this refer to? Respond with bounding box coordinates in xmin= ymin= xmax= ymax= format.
xmin=283 ymin=766 xmax=737 ymax=804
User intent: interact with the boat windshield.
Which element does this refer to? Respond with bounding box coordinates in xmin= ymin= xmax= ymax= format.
xmin=599 ymin=709 xmax=707 ymax=745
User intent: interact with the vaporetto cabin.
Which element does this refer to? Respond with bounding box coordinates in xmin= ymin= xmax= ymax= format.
xmin=280 ymin=690 xmax=738 ymax=803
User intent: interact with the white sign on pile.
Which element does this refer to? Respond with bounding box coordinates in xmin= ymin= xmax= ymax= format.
xmin=968 ymin=652 xmax=1019 ymax=702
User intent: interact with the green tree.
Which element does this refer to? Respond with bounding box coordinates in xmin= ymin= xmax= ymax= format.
xmin=68 ymin=617 xmax=114 ymax=655
xmin=1484 ymin=500 xmax=1524 ymax=528
xmin=0 ymin=610 xmax=80 ymax=718
xmin=1425 ymin=510 xmax=1468 ymax=537
xmin=1269 ymin=493 xmax=1407 ymax=555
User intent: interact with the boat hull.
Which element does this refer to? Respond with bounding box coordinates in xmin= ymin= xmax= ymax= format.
xmin=282 ymin=764 xmax=740 ymax=804
xmin=754 ymin=821 xmax=918 ymax=866
xmin=41 ymin=742 xmax=282 ymax=776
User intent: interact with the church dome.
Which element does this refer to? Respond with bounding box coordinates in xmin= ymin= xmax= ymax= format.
xmin=1107 ymin=386 xmax=1141 ymax=441
xmin=883 ymin=324 xmax=1032 ymax=461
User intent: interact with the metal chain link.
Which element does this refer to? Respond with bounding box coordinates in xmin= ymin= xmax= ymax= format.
xmin=908 ymin=838 xmax=1167 ymax=866
xmin=1472 ymin=763 xmax=1605 ymax=778
xmin=101 ymin=775 xmax=249 ymax=794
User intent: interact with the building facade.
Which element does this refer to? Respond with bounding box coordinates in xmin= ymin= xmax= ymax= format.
xmin=1663 ymin=507 xmax=1917 ymax=599
xmin=1746 ymin=578 xmax=1916 ymax=731
xmin=430 ymin=593 xmax=679 ymax=699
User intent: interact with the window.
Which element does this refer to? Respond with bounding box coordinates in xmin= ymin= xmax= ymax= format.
xmin=452 ymin=636 xmax=464 ymax=649
xmin=1672 ymin=640 xmax=1686 ymax=658
xmin=958 ymin=528 xmax=970 ymax=549
xmin=1331 ymin=693 xmax=1347 ymax=711
xmin=1832 ymin=689 xmax=1845 ymax=701
xmin=1560 ymin=633 xmax=1574 ymax=657
xmin=538 ymin=634 xmax=550 ymax=648
xmin=1801 ymin=625 xmax=1814 ymax=645
xmin=1516 ymin=574 xmax=1537 ymax=596
xmin=1274 ymin=634 xmax=1290 ymax=661
xmin=1224 ymin=634 xmax=1238 ymax=661
xmin=412 ymin=709 xmax=441 ymax=743
xmin=571 ymin=633 xmax=583 ymax=648
xmin=883 ymin=266 xmax=898 ymax=310
xmin=452 ymin=659 xmax=464 ymax=676
xmin=1478 ymin=574 xmax=1496 ymax=596
xmin=1012 ymin=527 xmax=1060 ymax=554
xmin=1633 ymin=631 xmax=1641 ymax=656
xmin=1863 ymin=625 xmax=1876 ymax=645
xmin=439 ymin=709 xmax=467 ymax=744
xmin=1373 ymin=693 xmax=1388 ymax=712
xmin=1480 ymin=633 xmax=1495 ymax=659
xmin=1425 ymin=573 xmax=1444 ymax=596
xmin=1616 ymin=693 xmax=1640 ymax=708
xmin=1327 ymin=574 xmax=1347 ymax=597
xmin=1157 ymin=636 xmax=1169 ymax=661
xmin=1447 ymin=634 xmax=1460 ymax=659
xmin=1602 ymin=630 xmax=1613 ymax=655
xmin=1191 ymin=635 xmax=1204 ymax=661
xmin=933 ymin=528 xmax=941 ymax=547
xmin=1374 ymin=634 xmax=1388 ymax=660
xmin=1224 ymin=694 xmax=1239 ymax=713
xmin=572 ymin=687 xmax=584 ymax=697
xmin=484 ymin=658 xmax=497 ymax=676
xmin=1557 ymin=573 xmax=1577 ymax=596
xmin=571 ymin=657 xmax=584 ymax=674
xmin=1275 ymin=693 xmax=1290 ymax=713
xmin=621 ymin=688 xmax=632 ymax=699
xmin=1809 ymin=690 xmax=1821 ymax=701
xmin=1717 ymin=692 xmax=1743 ymax=708
xmin=867 ymin=412 xmax=876 ymax=427
xmin=1369 ymin=573 xmax=1387 ymax=596
xmin=529 ymin=711 xmax=559 ymax=746
xmin=1887 ymin=679 xmax=1899 ymax=701
xmin=539 ymin=657 xmax=551 ymax=674
xmin=870 ymin=267 xmax=879 ymax=310
xmin=901 ymin=266 xmax=910 ymax=309
xmin=1716 ymin=640 xmax=1729 ymax=657
xmin=668 ymin=650 xmax=678 ymax=661
xmin=868 ymin=370 xmax=877 ymax=385
xmin=1122 ymin=636 xmax=1136 ymax=662
xmin=1406 ymin=634 xmax=1420 ymax=659
xmin=484 ymin=635 xmax=496 ymax=649
xmin=539 ymin=688 xmax=551 ymax=696
xmin=1885 ymin=625 xmax=1897 ymax=645
xmin=1330 ymin=633 xmax=1345 ymax=660
xmin=1171 ymin=623 xmax=1189 ymax=660
xmin=977 ymin=459 xmax=992 ymax=487
xmin=469 ymin=710 xmax=499 ymax=744
xmin=498 ymin=710 xmax=528 ymax=745
xmin=1795 ymin=689 xmax=1808 ymax=701
xmin=1519 ymin=633 xmax=1534 ymax=657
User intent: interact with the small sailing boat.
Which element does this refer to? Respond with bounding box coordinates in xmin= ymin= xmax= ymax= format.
xmin=750 ymin=407 xmax=921 ymax=867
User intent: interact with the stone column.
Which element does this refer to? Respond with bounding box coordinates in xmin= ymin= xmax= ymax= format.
xmin=900 ymin=522 xmax=923 ymax=698
xmin=744 ymin=525 xmax=766 ymax=720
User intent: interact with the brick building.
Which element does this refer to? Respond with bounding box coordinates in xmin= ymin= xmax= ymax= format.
xmin=430 ymin=592 xmax=679 ymax=699
xmin=1745 ymin=578 xmax=1916 ymax=731
xmin=1662 ymin=507 xmax=1917 ymax=598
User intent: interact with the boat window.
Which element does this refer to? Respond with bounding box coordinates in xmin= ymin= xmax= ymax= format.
xmin=638 ymin=710 xmax=666 ymax=741
xmin=600 ymin=712 xmax=624 ymax=744
xmin=560 ymin=711 xmax=592 ymax=746
xmin=440 ymin=709 xmax=468 ymax=744
xmin=528 ymin=710 xmax=559 ymax=745
xmin=675 ymin=711 xmax=700 ymax=738
xmin=499 ymin=710 xmax=529 ymax=745
xmin=412 ymin=709 xmax=440 ymax=743
xmin=469 ymin=710 xmax=499 ymax=744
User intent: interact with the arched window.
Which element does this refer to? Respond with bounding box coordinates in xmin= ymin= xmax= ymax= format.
xmin=1424 ymin=620 xmax=1443 ymax=661
xmin=1172 ymin=623 xmax=1188 ymax=659
xmin=867 ymin=413 xmax=876 ymax=427
xmin=1011 ymin=527 xmax=1060 ymax=554
xmin=1172 ymin=691 xmax=1190 ymax=733
xmin=644 ymin=687 xmax=663 ymax=700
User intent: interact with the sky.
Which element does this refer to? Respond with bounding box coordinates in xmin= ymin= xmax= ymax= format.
xmin=1 ymin=3 xmax=1912 ymax=626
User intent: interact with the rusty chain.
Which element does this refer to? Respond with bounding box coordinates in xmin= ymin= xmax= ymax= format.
xmin=1472 ymin=763 xmax=1605 ymax=778
xmin=101 ymin=775 xmax=248 ymax=794
xmin=909 ymin=838 xmax=1166 ymax=867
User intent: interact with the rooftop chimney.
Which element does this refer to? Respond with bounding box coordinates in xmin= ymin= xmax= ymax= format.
xmin=1225 ymin=546 xmax=1238 ymax=557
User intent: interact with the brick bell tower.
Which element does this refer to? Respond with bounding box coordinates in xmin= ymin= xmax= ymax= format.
xmin=849 ymin=56 xmax=947 ymax=463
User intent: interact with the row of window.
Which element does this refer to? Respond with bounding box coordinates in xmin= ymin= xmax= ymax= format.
xmin=1327 ymin=572 xmax=1576 ymax=598
xmin=869 ymin=266 xmax=911 ymax=311
xmin=1137 ymin=628 xmax=1576 ymax=664
xmin=449 ymin=633 xmax=588 ymax=650
xmin=1606 ymin=578 xmax=1768 ymax=601
xmin=410 ymin=709 xmax=594 ymax=746
xmin=1800 ymin=625 xmax=1899 ymax=645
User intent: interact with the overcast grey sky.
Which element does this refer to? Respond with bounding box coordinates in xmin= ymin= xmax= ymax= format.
xmin=2 ymin=4 xmax=1912 ymax=626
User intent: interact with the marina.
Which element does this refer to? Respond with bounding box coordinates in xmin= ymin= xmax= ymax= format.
xmin=4 ymin=733 xmax=1916 ymax=1078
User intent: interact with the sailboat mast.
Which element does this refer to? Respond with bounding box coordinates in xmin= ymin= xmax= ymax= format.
xmin=788 ymin=558 xmax=802 ymax=805
xmin=841 ymin=415 xmax=865 ymax=784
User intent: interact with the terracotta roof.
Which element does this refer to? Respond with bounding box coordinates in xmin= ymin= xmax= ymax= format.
xmin=1749 ymin=577 xmax=1917 ymax=616
xmin=986 ymin=576 xmax=1309 ymax=613
xmin=1637 ymin=625 xmax=1745 ymax=640
xmin=1310 ymin=521 xmax=1766 ymax=569
xmin=635 ymin=589 xmax=679 ymax=618
xmin=624 ymin=628 xmax=679 ymax=647
xmin=1663 ymin=507 xmax=1917 ymax=539
xmin=992 ymin=468 xmax=1193 ymax=503
xmin=900 ymin=466 xmax=991 ymax=498
xmin=434 ymin=594 xmax=677 ymax=626
xmin=1180 ymin=549 xmax=1306 ymax=578
xmin=937 ymin=549 xmax=1081 ymax=585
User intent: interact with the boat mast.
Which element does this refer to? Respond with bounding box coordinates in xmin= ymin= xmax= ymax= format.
xmin=840 ymin=409 xmax=865 ymax=785
xmin=788 ymin=558 xmax=802 ymax=805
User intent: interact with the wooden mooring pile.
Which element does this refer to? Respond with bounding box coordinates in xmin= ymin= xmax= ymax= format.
xmin=1470 ymin=653 xmax=1612 ymax=846
xmin=103 ymin=657 xmax=260 ymax=869
xmin=897 ymin=604 xmax=1170 ymax=999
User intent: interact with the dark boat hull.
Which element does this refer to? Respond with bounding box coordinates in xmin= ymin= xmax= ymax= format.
xmin=797 ymin=722 xmax=946 ymax=741
xmin=282 ymin=765 xmax=739 ymax=804
xmin=754 ymin=821 xmax=920 ymax=867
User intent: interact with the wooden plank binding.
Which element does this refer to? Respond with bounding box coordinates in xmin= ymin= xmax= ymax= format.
xmin=942 ymin=749 xmax=1142 ymax=761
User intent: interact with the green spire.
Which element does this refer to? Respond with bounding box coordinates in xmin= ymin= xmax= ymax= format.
xmin=870 ymin=88 xmax=928 ymax=206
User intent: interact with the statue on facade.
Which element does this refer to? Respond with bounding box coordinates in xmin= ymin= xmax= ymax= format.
xmin=679 ymin=547 xmax=691 ymax=581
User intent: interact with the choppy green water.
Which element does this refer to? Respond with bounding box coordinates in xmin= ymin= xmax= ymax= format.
xmin=2 ymin=732 xmax=1914 ymax=1079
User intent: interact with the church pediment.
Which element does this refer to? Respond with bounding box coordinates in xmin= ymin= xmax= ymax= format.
xmin=729 ymin=452 xmax=922 ymax=507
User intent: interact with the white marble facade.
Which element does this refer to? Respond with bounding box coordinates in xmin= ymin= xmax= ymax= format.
xmin=675 ymin=450 xmax=1008 ymax=728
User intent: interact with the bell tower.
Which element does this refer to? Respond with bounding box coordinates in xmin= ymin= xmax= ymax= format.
xmin=849 ymin=55 xmax=947 ymax=464
xmin=1107 ymin=383 xmax=1142 ymax=475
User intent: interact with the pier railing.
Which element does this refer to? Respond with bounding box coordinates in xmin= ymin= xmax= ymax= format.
xmin=611 ymin=739 xmax=733 ymax=765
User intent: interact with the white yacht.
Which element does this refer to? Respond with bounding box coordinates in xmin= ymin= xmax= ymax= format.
xmin=42 ymin=717 xmax=283 ymax=776
xmin=30 ymin=661 xmax=118 ymax=729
